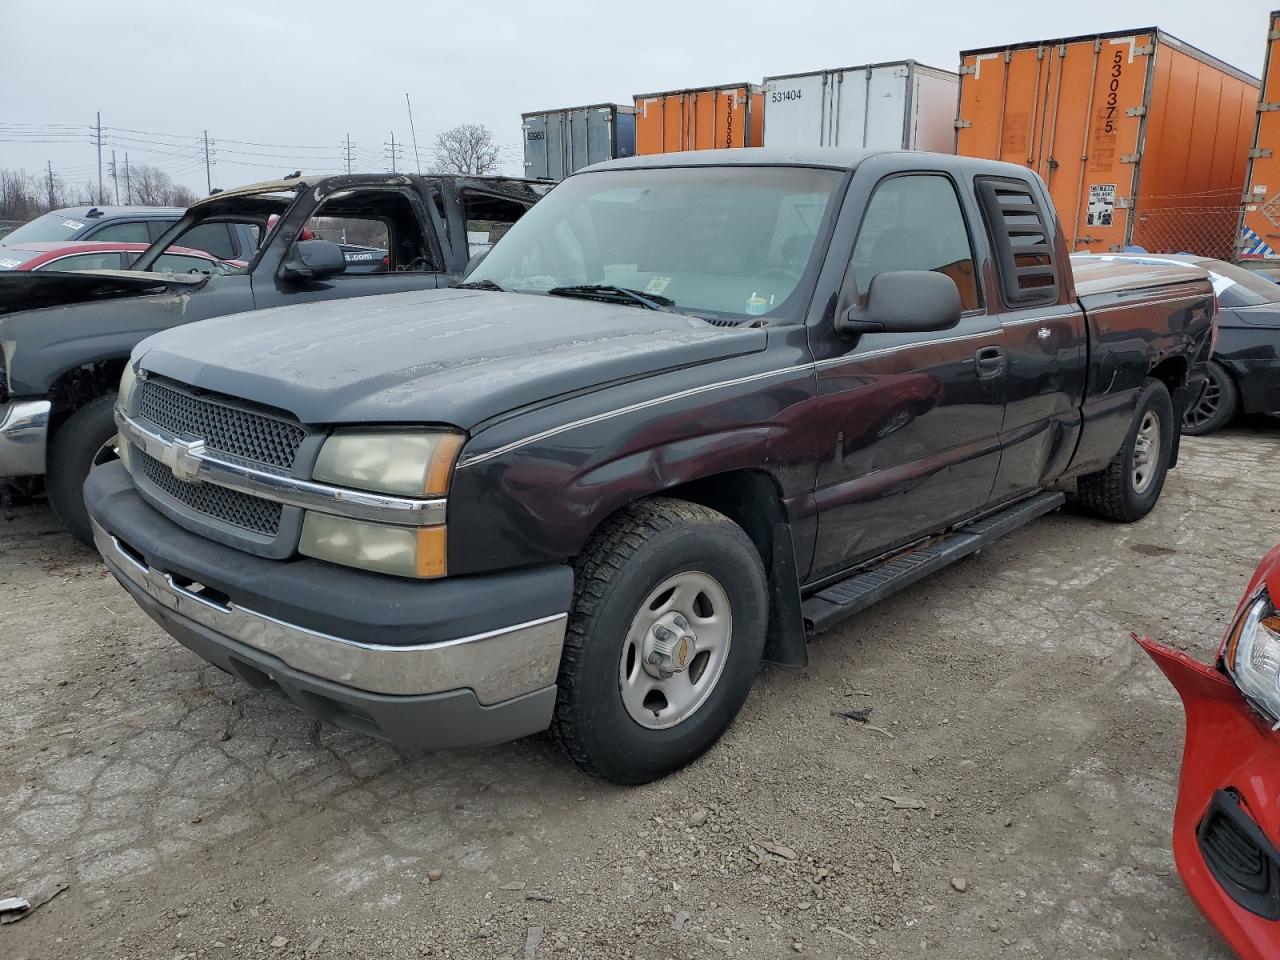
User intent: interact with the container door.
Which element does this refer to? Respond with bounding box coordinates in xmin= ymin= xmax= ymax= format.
xmin=1241 ymin=12 xmax=1280 ymax=261
xmin=910 ymin=69 xmax=961 ymax=152
xmin=547 ymin=112 xmax=568 ymax=181
xmin=862 ymin=64 xmax=910 ymax=149
xmin=635 ymin=97 xmax=665 ymax=155
xmin=763 ymin=73 xmax=826 ymax=148
xmin=830 ymin=69 xmax=870 ymax=147
xmin=615 ymin=111 xmax=636 ymax=159
xmin=523 ymin=115 xmax=549 ymax=180
xmin=567 ymin=108 xmax=590 ymax=175
xmin=584 ymin=108 xmax=613 ymax=168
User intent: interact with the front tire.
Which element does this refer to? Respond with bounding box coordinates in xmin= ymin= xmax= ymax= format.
xmin=1076 ymin=378 xmax=1174 ymax=523
xmin=1181 ymin=360 xmax=1238 ymax=436
xmin=552 ymin=498 xmax=767 ymax=785
xmin=46 ymin=393 xmax=120 ymax=547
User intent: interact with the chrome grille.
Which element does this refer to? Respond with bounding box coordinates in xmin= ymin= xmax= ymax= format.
xmin=139 ymin=450 xmax=282 ymax=536
xmin=140 ymin=380 xmax=305 ymax=470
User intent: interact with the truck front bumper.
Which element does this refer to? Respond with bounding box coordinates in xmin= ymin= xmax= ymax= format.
xmin=0 ymin=399 xmax=50 ymax=478
xmin=86 ymin=462 xmax=573 ymax=750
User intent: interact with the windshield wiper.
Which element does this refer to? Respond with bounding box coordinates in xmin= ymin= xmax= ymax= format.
xmin=547 ymin=284 xmax=678 ymax=312
xmin=453 ymin=278 xmax=506 ymax=292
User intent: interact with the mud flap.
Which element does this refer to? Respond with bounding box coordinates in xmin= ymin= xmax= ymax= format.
xmin=763 ymin=522 xmax=807 ymax=669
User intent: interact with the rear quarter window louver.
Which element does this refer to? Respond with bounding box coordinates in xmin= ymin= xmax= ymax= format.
xmin=976 ymin=176 xmax=1060 ymax=308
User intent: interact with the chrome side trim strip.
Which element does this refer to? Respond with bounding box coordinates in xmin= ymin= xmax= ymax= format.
xmin=94 ymin=520 xmax=567 ymax=703
xmin=0 ymin=399 xmax=52 ymax=478
xmin=116 ymin=409 xmax=447 ymax=527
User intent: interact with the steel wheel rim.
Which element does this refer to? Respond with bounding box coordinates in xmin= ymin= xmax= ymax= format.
xmin=1183 ymin=380 xmax=1221 ymax=428
xmin=618 ymin=570 xmax=733 ymax=730
xmin=92 ymin=433 xmax=121 ymax=468
xmin=1131 ymin=410 xmax=1161 ymax=494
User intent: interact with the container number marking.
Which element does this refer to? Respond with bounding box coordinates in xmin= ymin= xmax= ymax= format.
xmin=770 ymin=89 xmax=803 ymax=103
xmin=526 ymin=130 xmax=545 ymax=142
xmin=1103 ymin=50 xmax=1123 ymax=134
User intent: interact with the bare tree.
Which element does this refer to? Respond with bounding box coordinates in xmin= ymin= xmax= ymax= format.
xmin=127 ymin=164 xmax=197 ymax=206
xmin=432 ymin=123 xmax=501 ymax=176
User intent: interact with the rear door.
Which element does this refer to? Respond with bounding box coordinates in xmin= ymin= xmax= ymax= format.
xmin=763 ymin=72 xmax=827 ymax=148
xmin=808 ymin=156 xmax=1005 ymax=581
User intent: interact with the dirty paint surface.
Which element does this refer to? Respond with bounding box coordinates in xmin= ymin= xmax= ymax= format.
xmin=1 ymin=426 xmax=1274 ymax=958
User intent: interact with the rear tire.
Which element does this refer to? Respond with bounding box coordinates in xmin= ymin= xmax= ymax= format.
xmin=1181 ymin=360 xmax=1238 ymax=436
xmin=1076 ymin=378 xmax=1174 ymax=523
xmin=552 ymin=498 xmax=767 ymax=785
xmin=46 ymin=393 xmax=119 ymax=548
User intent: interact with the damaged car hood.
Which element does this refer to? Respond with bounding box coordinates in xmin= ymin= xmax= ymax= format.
xmin=135 ymin=288 xmax=769 ymax=428
xmin=0 ymin=269 xmax=208 ymax=317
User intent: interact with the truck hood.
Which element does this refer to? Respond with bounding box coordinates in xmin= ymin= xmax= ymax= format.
xmin=136 ymin=288 xmax=769 ymax=428
xmin=0 ymin=269 xmax=208 ymax=317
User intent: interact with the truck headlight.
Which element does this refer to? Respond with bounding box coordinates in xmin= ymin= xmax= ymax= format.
xmin=300 ymin=514 xmax=446 ymax=579
xmin=313 ymin=431 xmax=464 ymax=497
xmin=1224 ymin=590 xmax=1280 ymax=720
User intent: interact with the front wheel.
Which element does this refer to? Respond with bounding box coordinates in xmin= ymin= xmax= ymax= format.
xmin=46 ymin=393 xmax=120 ymax=547
xmin=552 ymin=498 xmax=767 ymax=784
xmin=1076 ymin=378 xmax=1174 ymax=523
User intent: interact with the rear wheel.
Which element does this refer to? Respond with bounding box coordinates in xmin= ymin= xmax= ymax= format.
xmin=552 ymin=498 xmax=767 ymax=785
xmin=1076 ymin=378 xmax=1174 ymax=523
xmin=46 ymin=393 xmax=119 ymax=548
xmin=1181 ymin=361 xmax=1238 ymax=436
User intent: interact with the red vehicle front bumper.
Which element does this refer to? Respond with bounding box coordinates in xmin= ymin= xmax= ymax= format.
xmin=1139 ymin=635 xmax=1280 ymax=959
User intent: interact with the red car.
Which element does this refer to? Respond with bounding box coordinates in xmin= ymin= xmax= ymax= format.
xmin=1138 ymin=545 xmax=1280 ymax=960
xmin=0 ymin=240 xmax=243 ymax=274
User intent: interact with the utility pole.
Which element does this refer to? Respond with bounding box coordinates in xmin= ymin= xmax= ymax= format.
xmin=342 ymin=133 xmax=355 ymax=175
xmin=46 ymin=161 xmax=56 ymax=208
xmin=124 ymin=154 xmax=131 ymax=205
xmin=384 ymin=131 xmax=402 ymax=174
xmin=406 ymin=93 xmax=422 ymax=174
xmin=110 ymin=150 xmax=119 ymax=205
xmin=95 ymin=111 xmax=103 ymax=204
xmin=203 ymin=130 xmax=213 ymax=194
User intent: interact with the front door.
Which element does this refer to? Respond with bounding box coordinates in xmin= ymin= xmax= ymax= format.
xmin=809 ymin=169 xmax=1005 ymax=582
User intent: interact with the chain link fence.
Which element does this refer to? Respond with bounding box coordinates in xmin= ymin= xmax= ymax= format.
xmin=1126 ymin=189 xmax=1241 ymax=261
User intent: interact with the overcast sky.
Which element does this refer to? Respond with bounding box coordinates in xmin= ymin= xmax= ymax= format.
xmin=2 ymin=0 xmax=1276 ymax=197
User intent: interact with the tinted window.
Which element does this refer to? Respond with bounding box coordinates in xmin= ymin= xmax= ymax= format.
xmin=2 ymin=212 xmax=86 ymax=245
xmin=88 ymin=221 xmax=150 ymax=243
xmin=468 ymin=166 xmax=842 ymax=319
xmin=180 ymin=222 xmax=236 ymax=260
xmin=152 ymin=253 xmax=222 ymax=275
xmin=36 ymin=252 xmax=123 ymax=272
xmin=852 ymin=175 xmax=981 ymax=311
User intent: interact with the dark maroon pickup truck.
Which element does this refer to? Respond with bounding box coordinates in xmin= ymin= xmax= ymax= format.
xmin=86 ymin=149 xmax=1213 ymax=783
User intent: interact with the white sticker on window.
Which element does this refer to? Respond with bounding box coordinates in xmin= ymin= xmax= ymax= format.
xmin=1086 ymin=184 xmax=1116 ymax=227
xmin=644 ymin=276 xmax=671 ymax=295
xmin=0 ymin=257 xmax=22 ymax=268
xmin=61 ymin=219 xmax=85 ymax=230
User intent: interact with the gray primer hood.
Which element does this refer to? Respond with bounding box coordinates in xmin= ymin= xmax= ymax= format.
xmin=136 ymin=288 xmax=768 ymax=428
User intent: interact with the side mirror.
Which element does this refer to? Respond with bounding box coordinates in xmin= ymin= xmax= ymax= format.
xmin=282 ymin=239 xmax=346 ymax=282
xmin=836 ymin=270 xmax=962 ymax=336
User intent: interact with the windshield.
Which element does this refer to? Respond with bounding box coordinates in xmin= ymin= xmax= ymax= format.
xmin=467 ymin=166 xmax=843 ymax=319
xmin=1 ymin=212 xmax=86 ymax=246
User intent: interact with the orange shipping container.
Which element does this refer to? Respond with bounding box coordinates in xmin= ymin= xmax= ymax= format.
xmin=957 ymin=29 xmax=1258 ymax=259
xmin=1239 ymin=10 xmax=1280 ymax=261
xmin=634 ymin=83 xmax=764 ymax=154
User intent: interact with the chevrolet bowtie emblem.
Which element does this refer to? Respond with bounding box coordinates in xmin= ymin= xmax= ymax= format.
xmin=161 ymin=436 xmax=206 ymax=484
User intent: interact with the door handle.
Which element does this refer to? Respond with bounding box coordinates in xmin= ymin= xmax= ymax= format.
xmin=975 ymin=346 xmax=1005 ymax=379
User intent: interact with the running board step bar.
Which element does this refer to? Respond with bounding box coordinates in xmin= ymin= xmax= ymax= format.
xmin=801 ymin=491 xmax=1066 ymax=635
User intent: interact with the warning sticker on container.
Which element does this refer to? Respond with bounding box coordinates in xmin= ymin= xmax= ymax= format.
xmin=1087 ymin=184 xmax=1117 ymax=227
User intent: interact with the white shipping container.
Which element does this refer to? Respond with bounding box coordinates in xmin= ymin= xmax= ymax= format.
xmin=763 ymin=61 xmax=958 ymax=153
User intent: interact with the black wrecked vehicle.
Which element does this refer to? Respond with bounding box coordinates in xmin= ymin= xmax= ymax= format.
xmin=87 ymin=149 xmax=1214 ymax=784
xmin=0 ymin=172 xmax=548 ymax=543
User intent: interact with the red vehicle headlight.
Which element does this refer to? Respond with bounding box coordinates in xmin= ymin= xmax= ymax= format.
xmin=1223 ymin=589 xmax=1280 ymax=723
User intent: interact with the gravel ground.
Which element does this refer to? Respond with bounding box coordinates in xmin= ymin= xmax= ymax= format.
xmin=2 ymin=425 xmax=1277 ymax=960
